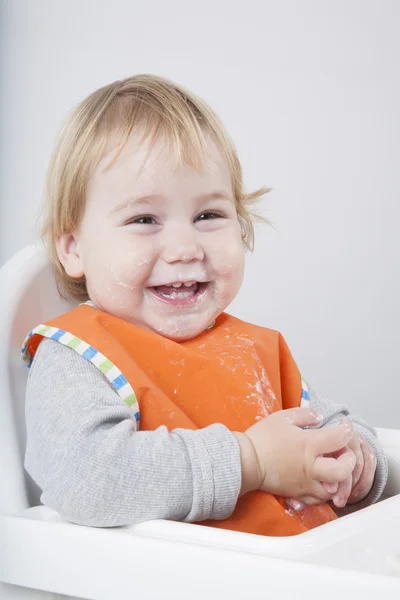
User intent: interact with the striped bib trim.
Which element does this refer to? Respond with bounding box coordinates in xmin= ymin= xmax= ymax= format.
xmin=21 ymin=303 xmax=140 ymax=427
xmin=300 ymin=376 xmax=310 ymax=407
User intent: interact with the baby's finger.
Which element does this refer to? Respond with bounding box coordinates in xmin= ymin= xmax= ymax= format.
xmin=278 ymin=407 xmax=323 ymax=428
xmin=286 ymin=495 xmax=328 ymax=510
xmin=348 ymin=439 xmax=377 ymax=503
xmin=330 ymin=447 xmax=357 ymax=507
xmin=360 ymin=439 xmax=377 ymax=483
xmin=300 ymin=494 xmax=332 ymax=506
xmin=313 ymin=451 xmax=357 ymax=483
xmin=332 ymin=473 xmax=353 ymax=508
xmin=322 ymin=481 xmax=339 ymax=494
xmin=285 ymin=498 xmax=306 ymax=512
xmin=307 ymin=421 xmax=354 ymax=456
xmin=347 ymin=435 xmax=364 ymax=487
xmin=292 ymin=484 xmax=338 ymax=506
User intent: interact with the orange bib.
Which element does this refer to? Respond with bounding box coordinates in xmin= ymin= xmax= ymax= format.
xmin=25 ymin=303 xmax=337 ymax=536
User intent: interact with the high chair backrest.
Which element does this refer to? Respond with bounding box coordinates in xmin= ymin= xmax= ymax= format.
xmin=0 ymin=244 xmax=74 ymax=514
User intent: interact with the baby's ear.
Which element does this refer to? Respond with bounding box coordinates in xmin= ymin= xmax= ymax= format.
xmin=56 ymin=234 xmax=84 ymax=278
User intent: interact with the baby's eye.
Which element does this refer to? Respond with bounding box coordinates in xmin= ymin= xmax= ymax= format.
xmin=196 ymin=211 xmax=225 ymax=221
xmin=127 ymin=215 xmax=157 ymax=225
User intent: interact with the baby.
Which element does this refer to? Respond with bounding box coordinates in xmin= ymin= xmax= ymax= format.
xmin=23 ymin=74 xmax=387 ymax=536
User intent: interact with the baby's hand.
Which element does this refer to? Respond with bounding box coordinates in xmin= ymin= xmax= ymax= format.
xmin=286 ymin=423 xmax=377 ymax=511
xmin=346 ymin=434 xmax=377 ymax=503
xmin=233 ymin=408 xmax=356 ymax=499
xmin=325 ymin=428 xmax=377 ymax=507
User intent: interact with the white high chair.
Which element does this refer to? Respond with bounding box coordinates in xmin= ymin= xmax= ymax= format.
xmin=1 ymin=244 xmax=400 ymax=600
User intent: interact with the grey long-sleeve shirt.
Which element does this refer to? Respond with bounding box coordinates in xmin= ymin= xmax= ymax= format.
xmin=24 ymin=338 xmax=388 ymax=528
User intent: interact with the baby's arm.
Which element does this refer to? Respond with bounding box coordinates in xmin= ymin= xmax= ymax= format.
xmin=25 ymin=338 xmax=241 ymax=527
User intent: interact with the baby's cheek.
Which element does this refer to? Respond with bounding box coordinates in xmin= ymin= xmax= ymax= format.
xmin=107 ymin=240 xmax=154 ymax=284
xmin=220 ymin=242 xmax=245 ymax=279
xmin=216 ymin=246 xmax=245 ymax=302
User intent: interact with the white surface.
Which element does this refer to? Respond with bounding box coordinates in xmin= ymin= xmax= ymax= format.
xmin=0 ymin=1 xmax=399 ymax=428
xmin=1 ymin=243 xmax=400 ymax=599
xmin=2 ymin=499 xmax=400 ymax=600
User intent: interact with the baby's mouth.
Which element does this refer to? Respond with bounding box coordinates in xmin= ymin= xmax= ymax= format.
xmin=154 ymin=281 xmax=199 ymax=299
xmin=147 ymin=281 xmax=209 ymax=305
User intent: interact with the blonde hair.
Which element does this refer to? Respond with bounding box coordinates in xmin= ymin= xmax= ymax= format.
xmin=42 ymin=74 xmax=269 ymax=301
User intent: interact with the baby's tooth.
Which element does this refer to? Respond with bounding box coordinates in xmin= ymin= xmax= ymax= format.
xmin=172 ymin=283 xmax=182 ymax=288
xmin=184 ymin=281 xmax=195 ymax=287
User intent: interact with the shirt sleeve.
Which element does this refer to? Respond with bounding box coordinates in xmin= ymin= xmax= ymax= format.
xmin=303 ymin=380 xmax=388 ymax=514
xmin=24 ymin=338 xmax=241 ymax=527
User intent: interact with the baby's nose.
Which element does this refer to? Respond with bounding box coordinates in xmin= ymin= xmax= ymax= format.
xmin=161 ymin=229 xmax=204 ymax=263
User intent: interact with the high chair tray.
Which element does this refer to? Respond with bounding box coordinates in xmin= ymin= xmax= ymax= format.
xmin=1 ymin=434 xmax=400 ymax=600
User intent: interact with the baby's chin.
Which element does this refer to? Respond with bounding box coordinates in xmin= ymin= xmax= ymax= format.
xmin=148 ymin=313 xmax=217 ymax=342
xmin=91 ymin=300 xmax=220 ymax=341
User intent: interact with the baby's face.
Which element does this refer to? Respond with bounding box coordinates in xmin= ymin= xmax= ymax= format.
xmin=65 ymin=134 xmax=245 ymax=340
